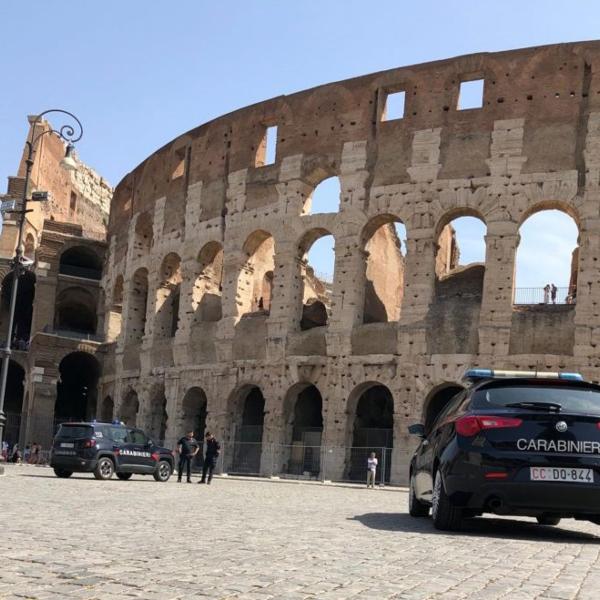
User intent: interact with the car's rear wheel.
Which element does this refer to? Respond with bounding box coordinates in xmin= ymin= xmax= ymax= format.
xmin=431 ymin=470 xmax=462 ymax=531
xmin=408 ymin=473 xmax=429 ymax=517
xmin=93 ymin=457 xmax=114 ymax=480
xmin=153 ymin=460 xmax=172 ymax=482
xmin=117 ymin=472 xmax=132 ymax=481
xmin=537 ymin=515 xmax=561 ymax=526
xmin=53 ymin=468 xmax=72 ymax=478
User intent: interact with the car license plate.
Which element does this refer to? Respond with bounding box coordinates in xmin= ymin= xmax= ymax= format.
xmin=530 ymin=467 xmax=593 ymax=483
xmin=60 ymin=442 xmax=74 ymax=448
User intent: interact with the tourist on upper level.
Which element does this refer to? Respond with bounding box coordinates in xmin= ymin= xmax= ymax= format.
xmin=543 ymin=284 xmax=550 ymax=304
xmin=551 ymin=284 xmax=558 ymax=304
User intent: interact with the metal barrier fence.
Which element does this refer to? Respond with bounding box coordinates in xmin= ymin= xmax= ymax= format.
xmin=513 ymin=286 xmax=573 ymax=305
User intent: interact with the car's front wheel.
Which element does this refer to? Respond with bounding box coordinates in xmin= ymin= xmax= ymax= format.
xmin=53 ymin=468 xmax=72 ymax=478
xmin=117 ymin=472 xmax=132 ymax=481
xmin=408 ymin=473 xmax=429 ymax=517
xmin=153 ymin=460 xmax=172 ymax=482
xmin=431 ymin=470 xmax=462 ymax=531
xmin=93 ymin=457 xmax=114 ymax=480
xmin=537 ymin=515 xmax=561 ymax=526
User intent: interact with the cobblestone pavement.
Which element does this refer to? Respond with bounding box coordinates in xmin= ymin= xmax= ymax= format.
xmin=2 ymin=466 xmax=600 ymax=599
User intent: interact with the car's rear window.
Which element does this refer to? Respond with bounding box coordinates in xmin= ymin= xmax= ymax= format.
xmin=56 ymin=425 xmax=93 ymax=439
xmin=471 ymin=385 xmax=600 ymax=415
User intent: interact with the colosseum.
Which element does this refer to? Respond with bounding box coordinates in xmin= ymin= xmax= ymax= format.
xmin=10 ymin=41 xmax=600 ymax=484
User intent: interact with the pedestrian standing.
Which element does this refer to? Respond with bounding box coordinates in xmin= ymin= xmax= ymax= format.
xmin=1 ymin=440 xmax=8 ymax=462
xmin=24 ymin=444 xmax=31 ymax=464
xmin=10 ymin=444 xmax=21 ymax=464
xmin=551 ymin=283 xmax=557 ymax=304
xmin=177 ymin=431 xmax=199 ymax=483
xmin=543 ymin=284 xmax=550 ymax=304
xmin=199 ymin=432 xmax=220 ymax=485
xmin=366 ymin=452 xmax=378 ymax=488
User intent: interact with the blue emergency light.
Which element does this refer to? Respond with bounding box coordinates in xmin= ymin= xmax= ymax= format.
xmin=463 ymin=369 xmax=583 ymax=382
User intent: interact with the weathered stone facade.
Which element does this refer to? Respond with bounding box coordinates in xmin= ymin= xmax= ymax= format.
xmin=101 ymin=41 xmax=600 ymax=484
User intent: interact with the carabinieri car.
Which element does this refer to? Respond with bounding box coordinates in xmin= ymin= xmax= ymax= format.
xmin=408 ymin=369 xmax=600 ymax=530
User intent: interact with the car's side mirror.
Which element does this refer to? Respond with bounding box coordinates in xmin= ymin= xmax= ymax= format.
xmin=408 ymin=423 xmax=426 ymax=438
xmin=146 ymin=440 xmax=153 ymax=447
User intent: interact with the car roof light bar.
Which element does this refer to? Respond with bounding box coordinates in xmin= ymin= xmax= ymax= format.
xmin=463 ymin=369 xmax=583 ymax=381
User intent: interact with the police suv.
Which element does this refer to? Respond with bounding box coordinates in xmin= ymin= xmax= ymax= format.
xmin=50 ymin=421 xmax=174 ymax=482
xmin=408 ymin=370 xmax=600 ymax=530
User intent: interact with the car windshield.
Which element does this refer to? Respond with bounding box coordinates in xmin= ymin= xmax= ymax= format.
xmin=471 ymin=385 xmax=600 ymax=415
xmin=56 ymin=425 xmax=93 ymax=439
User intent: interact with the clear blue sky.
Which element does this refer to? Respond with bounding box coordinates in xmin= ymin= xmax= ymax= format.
xmin=0 ymin=1 xmax=594 ymax=286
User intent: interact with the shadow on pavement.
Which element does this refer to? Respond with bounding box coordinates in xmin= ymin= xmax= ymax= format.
xmin=17 ymin=473 xmax=160 ymax=483
xmin=350 ymin=512 xmax=600 ymax=543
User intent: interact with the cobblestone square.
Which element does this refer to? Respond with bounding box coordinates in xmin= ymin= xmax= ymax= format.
xmin=2 ymin=466 xmax=600 ymax=599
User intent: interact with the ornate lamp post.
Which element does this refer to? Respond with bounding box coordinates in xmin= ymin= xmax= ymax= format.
xmin=0 ymin=109 xmax=83 ymax=449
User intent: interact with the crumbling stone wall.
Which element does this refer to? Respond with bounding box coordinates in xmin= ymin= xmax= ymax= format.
xmin=101 ymin=42 xmax=600 ymax=484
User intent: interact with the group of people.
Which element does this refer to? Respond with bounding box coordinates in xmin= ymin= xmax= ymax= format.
xmin=1 ymin=441 xmax=44 ymax=464
xmin=176 ymin=431 xmax=220 ymax=484
xmin=542 ymin=283 xmax=577 ymax=305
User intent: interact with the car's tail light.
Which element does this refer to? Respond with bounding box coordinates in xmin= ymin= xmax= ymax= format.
xmin=455 ymin=415 xmax=522 ymax=437
xmin=485 ymin=471 xmax=509 ymax=480
xmin=83 ymin=439 xmax=96 ymax=448
xmin=151 ymin=452 xmax=160 ymax=461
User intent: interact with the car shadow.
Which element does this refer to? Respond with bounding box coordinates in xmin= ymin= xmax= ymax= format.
xmin=17 ymin=473 xmax=160 ymax=483
xmin=350 ymin=512 xmax=600 ymax=543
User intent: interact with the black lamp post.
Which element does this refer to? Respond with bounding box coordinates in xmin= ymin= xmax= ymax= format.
xmin=0 ymin=109 xmax=83 ymax=449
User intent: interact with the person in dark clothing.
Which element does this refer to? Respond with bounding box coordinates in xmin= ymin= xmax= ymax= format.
xmin=199 ymin=431 xmax=220 ymax=484
xmin=177 ymin=431 xmax=199 ymax=483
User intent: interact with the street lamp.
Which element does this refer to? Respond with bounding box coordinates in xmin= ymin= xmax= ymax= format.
xmin=0 ymin=109 xmax=83 ymax=449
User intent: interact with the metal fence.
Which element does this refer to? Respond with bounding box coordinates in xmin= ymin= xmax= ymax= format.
xmin=513 ymin=286 xmax=574 ymax=305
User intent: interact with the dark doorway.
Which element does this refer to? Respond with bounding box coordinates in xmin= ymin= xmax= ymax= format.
xmin=0 ymin=271 xmax=35 ymax=346
xmin=349 ymin=384 xmax=394 ymax=483
xmin=181 ymin=387 xmax=207 ymax=469
xmin=232 ymin=386 xmax=265 ymax=474
xmin=120 ymin=390 xmax=139 ymax=426
xmin=59 ymin=246 xmax=102 ymax=280
xmin=101 ymin=396 xmax=114 ymax=422
xmin=148 ymin=386 xmax=168 ymax=445
xmin=288 ymin=384 xmax=323 ymax=476
xmin=55 ymin=352 xmax=101 ymax=428
xmin=3 ymin=360 xmax=25 ymax=445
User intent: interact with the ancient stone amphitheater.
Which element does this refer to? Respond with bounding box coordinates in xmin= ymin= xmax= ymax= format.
xmin=100 ymin=41 xmax=600 ymax=484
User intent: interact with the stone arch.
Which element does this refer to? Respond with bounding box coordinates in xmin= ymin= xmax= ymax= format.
xmin=346 ymin=382 xmax=394 ymax=482
xmin=147 ymin=383 xmax=168 ymax=444
xmin=283 ymin=383 xmax=324 ymax=476
xmin=133 ymin=211 xmax=153 ymax=258
xmin=361 ymin=214 xmax=406 ymax=323
xmin=155 ymin=253 xmax=182 ymax=339
xmin=236 ymin=230 xmax=275 ymax=317
xmin=422 ymin=382 xmax=465 ymax=433
xmin=181 ymin=386 xmax=208 ymax=439
xmin=304 ymin=176 xmax=341 ymax=215
xmin=126 ymin=268 xmax=149 ymax=344
xmin=193 ymin=241 xmax=224 ymax=324
xmin=54 ymin=286 xmax=97 ymax=335
xmin=55 ymin=352 xmax=102 ymax=424
xmin=120 ymin=389 xmax=139 ymax=426
xmin=59 ymin=245 xmax=102 ymax=280
xmin=0 ymin=270 xmax=35 ymax=345
xmin=101 ymin=396 xmax=114 ymax=422
xmin=297 ymin=228 xmax=334 ymax=330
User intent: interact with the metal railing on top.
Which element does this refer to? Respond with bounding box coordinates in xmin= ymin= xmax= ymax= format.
xmin=513 ymin=286 xmax=575 ymax=305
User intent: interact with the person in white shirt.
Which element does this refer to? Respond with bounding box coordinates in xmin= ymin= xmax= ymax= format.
xmin=367 ymin=452 xmax=378 ymax=488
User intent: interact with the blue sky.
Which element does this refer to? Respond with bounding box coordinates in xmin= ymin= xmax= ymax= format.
xmin=1 ymin=1 xmax=594 ymax=287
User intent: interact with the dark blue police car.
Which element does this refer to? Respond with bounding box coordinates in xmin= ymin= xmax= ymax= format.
xmin=408 ymin=369 xmax=600 ymax=530
xmin=50 ymin=421 xmax=174 ymax=482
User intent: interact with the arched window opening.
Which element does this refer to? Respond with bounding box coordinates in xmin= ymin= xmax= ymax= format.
xmin=147 ymin=384 xmax=168 ymax=445
xmin=423 ymin=384 xmax=464 ymax=434
xmin=231 ymin=386 xmax=265 ymax=474
xmin=514 ymin=209 xmax=579 ymax=305
xmin=286 ymin=384 xmax=323 ymax=476
xmin=193 ymin=242 xmax=223 ymax=324
xmin=24 ymin=233 xmax=35 ymax=260
xmin=134 ymin=212 xmax=153 ymax=258
xmin=4 ymin=360 xmax=24 ymax=445
xmin=363 ymin=217 xmax=406 ymax=323
xmin=107 ymin=275 xmax=124 ymax=341
xmin=304 ymin=177 xmax=341 ymax=215
xmin=155 ymin=253 xmax=182 ymax=339
xmin=435 ymin=216 xmax=486 ymax=278
xmin=126 ymin=268 xmax=148 ymax=345
xmin=0 ymin=271 xmax=35 ymax=346
xmin=54 ymin=286 xmax=97 ymax=335
xmin=299 ymin=231 xmax=334 ymax=330
xmin=120 ymin=390 xmax=139 ymax=426
xmin=349 ymin=384 xmax=394 ymax=483
xmin=55 ymin=352 xmax=101 ymax=425
xmin=181 ymin=387 xmax=207 ymax=440
xmin=59 ymin=246 xmax=102 ymax=280
xmin=101 ymin=396 xmax=114 ymax=422
xmin=237 ymin=231 xmax=275 ymax=318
